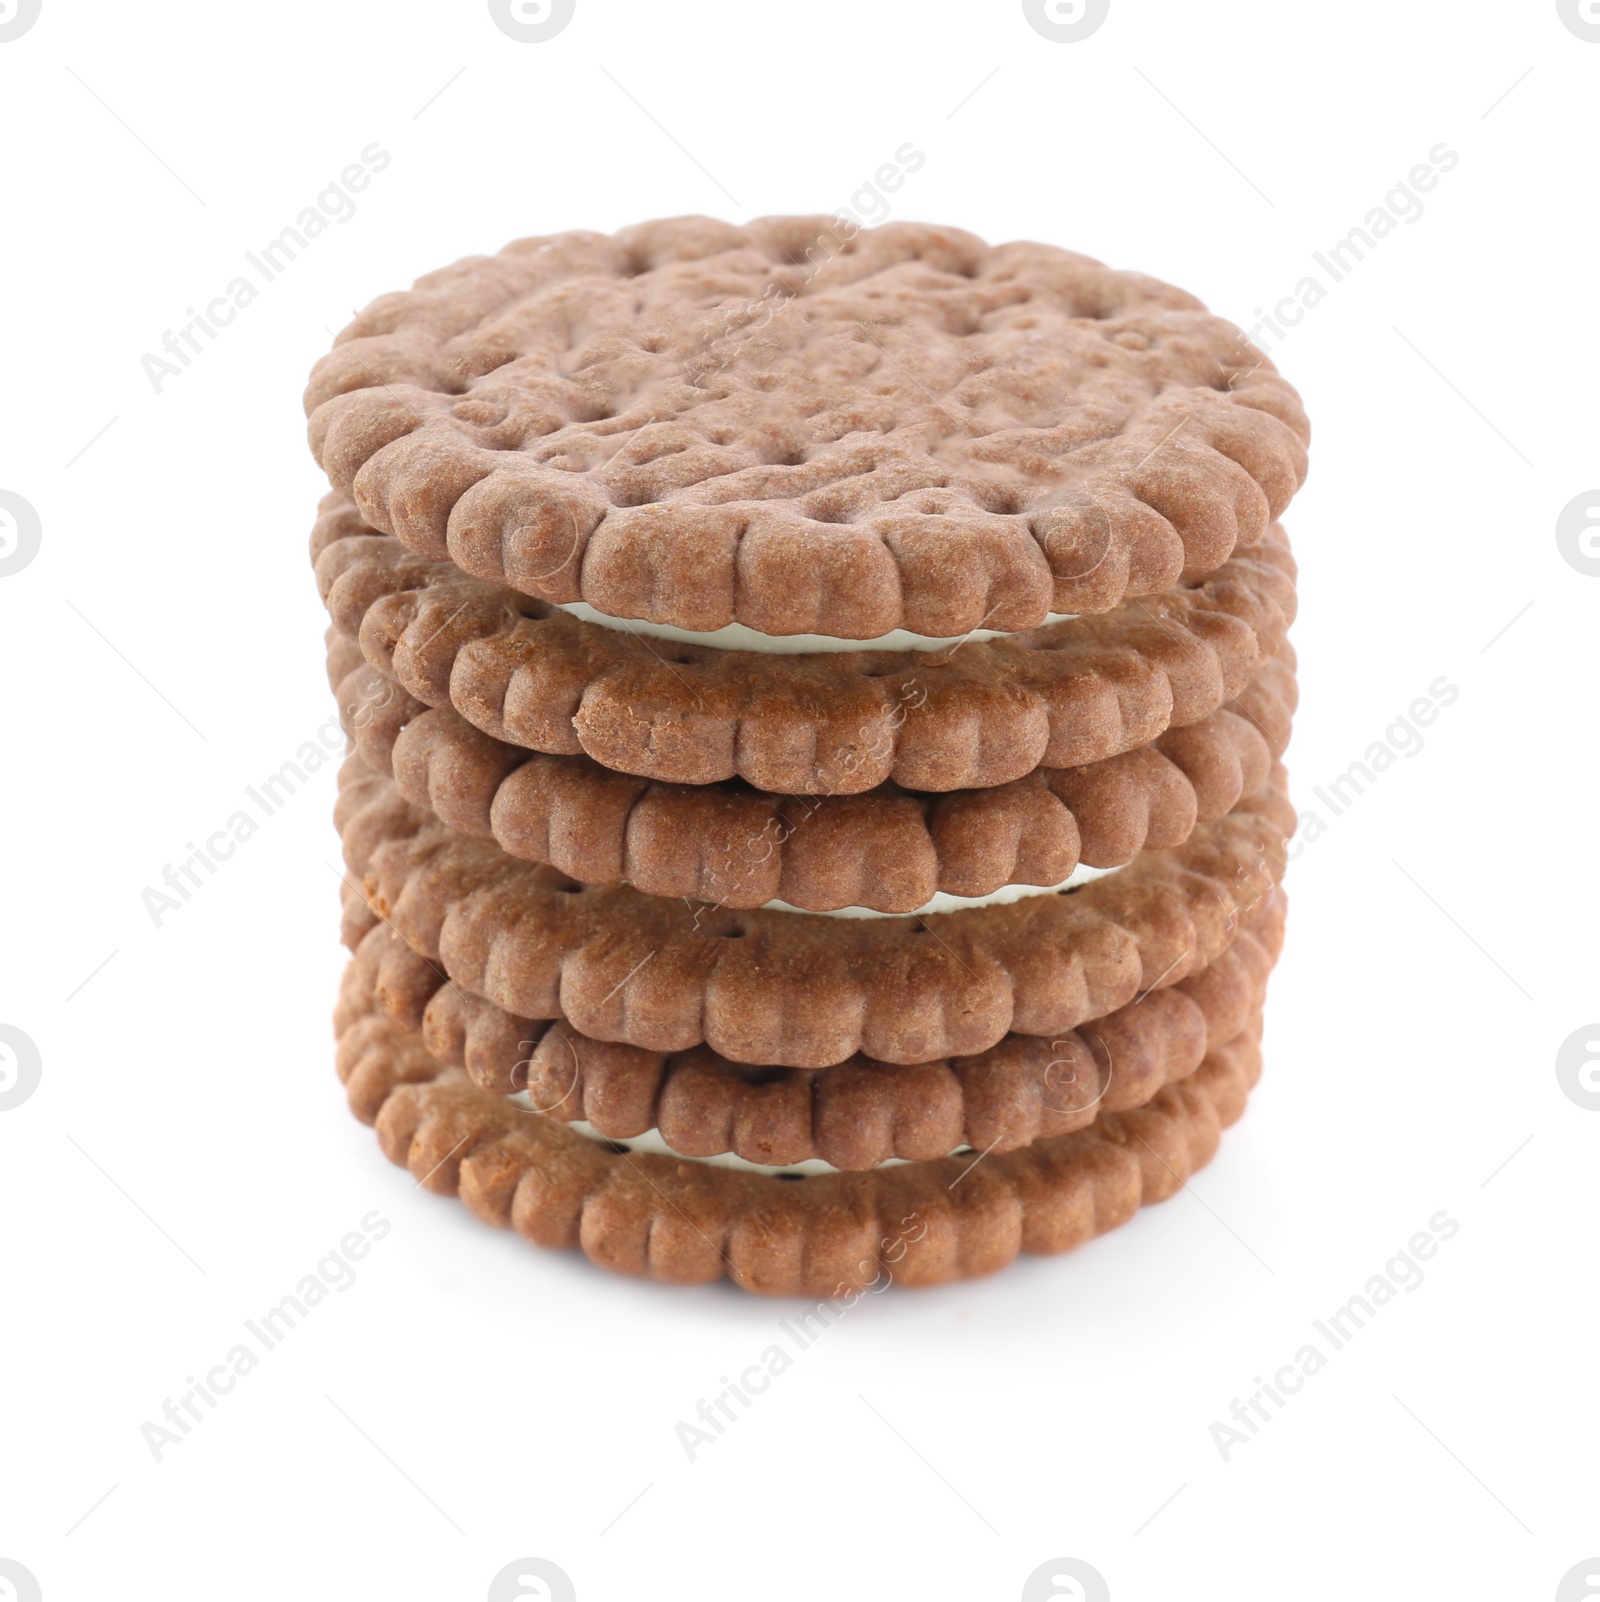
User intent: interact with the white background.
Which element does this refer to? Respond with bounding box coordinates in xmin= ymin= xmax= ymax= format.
xmin=2 ymin=1 xmax=1595 ymax=1598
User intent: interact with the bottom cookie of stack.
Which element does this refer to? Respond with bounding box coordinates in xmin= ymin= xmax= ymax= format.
xmin=332 ymin=910 xmax=1280 ymax=1296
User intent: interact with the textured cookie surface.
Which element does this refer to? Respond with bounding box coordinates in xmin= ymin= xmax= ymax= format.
xmin=337 ymin=631 xmax=1295 ymax=911
xmin=342 ymin=886 xmax=1282 ymax=1169
xmin=305 ymin=217 xmax=1309 ymax=638
xmin=336 ymin=974 xmax=1267 ymax=1294
xmin=336 ymin=753 xmax=1292 ymax=1068
xmin=316 ymin=495 xmax=1296 ymax=793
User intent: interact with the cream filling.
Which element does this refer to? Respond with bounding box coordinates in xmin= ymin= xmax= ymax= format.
xmin=556 ymin=600 xmax=1078 ymax=655
xmin=760 ymin=859 xmax=1122 ymax=919
xmin=509 ymin=1110 xmax=975 ymax=1176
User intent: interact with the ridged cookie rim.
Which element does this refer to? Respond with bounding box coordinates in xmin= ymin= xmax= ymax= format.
xmin=305 ymin=217 xmax=1309 ymax=639
xmin=337 ymin=978 xmax=1266 ymax=1294
xmin=335 ymin=631 xmax=1295 ymax=911
xmin=315 ymin=497 xmax=1296 ymax=794
xmin=336 ymin=753 xmax=1293 ymax=1068
xmin=339 ymin=887 xmax=1282 ymax=1169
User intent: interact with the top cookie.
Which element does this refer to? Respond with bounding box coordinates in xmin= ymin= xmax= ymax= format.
xmin=305 ymin=216 xmax=1309 ymax=638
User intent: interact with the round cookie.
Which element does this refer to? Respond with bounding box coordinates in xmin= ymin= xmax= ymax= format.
xmin=315 ymin=495 xmax=1297 ymax=794
xmin=305 ymin=217 xmax=1309 ymax=638
xmin=335 ymin=976 xmax=1268 ymax=1294
xmin=341 ymin=886 xmax=1282 ymax=1169
xmin=335 ymin=754 xmax=1293 ymax=1068
xmin=335 ymin=632 xmax=1295 ymax=912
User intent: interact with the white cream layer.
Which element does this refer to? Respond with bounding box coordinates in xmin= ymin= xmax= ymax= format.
xmin=557 ymin=600 xmax=1078 ymax=655
xmin=508 ymin=1111 xmax=974 ymax=1176
xmin=759 ymin=859 xmax=1122 ymax=919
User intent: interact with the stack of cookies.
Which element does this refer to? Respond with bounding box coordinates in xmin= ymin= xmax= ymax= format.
xmin=306 ymin=217 xmax=1308 ymax=1295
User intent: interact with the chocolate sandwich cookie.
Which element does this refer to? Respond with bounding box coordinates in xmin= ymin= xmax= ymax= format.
xmin=335 ymin=977 xmax=1267 ymax=1294
xmin=335 ymin=754 xmax=1292 ymax=1068
xmin=305 ymin=217 xmax=1308 ymax=638
xmin=341 ymin=887 xmax=1281 ymax=1170
xmin=315 ymin=497 xmax=1296 ymax=794
xmin=335 ymin=635 xmax=1295 ymax=912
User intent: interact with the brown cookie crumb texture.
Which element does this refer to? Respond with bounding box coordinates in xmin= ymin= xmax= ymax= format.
xmin=339 ymin=886 xmax=1282 ymax=1169
xmin=335 ymin=970 xmax=1267 ymax=1294
xmin=335 ymin=753 xmax=1293 ymax=1068
xmin=306 ymin=218 xmax=1308 ymax=640
xmin=336 ymin=630 xmax=1294 ymax=912
xmin=315 ymin=495 xmax=1296 ymax=793
xmin=325 ymin=623 xmax=365 ymax=693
